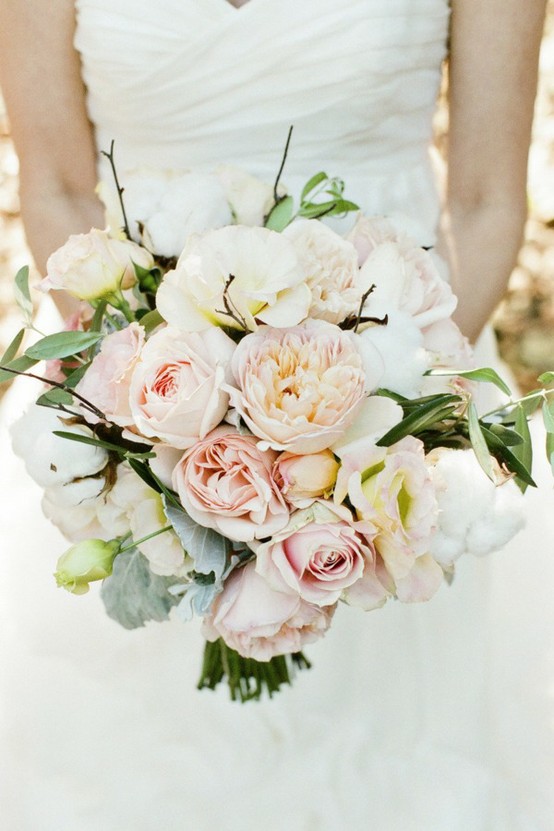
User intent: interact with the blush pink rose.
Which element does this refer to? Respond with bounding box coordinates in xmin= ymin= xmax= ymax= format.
xmin=173 ymin=427 xmax=289 ymax=542
xmin=226 ymin=320 xmax=384 ymax=455
xmin=255 ymin=501 xmax=389 ymax=609
xmin=202 ymin=561 xmax=335 ymax=661
xmin=129 ymin=325 xmax=235 ymax=448
xmin=77 ymin=322 xmax=145 ymax=426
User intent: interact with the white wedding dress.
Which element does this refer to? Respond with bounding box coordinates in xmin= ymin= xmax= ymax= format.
xmin=1 ymin=1 xmax=553 ymax=829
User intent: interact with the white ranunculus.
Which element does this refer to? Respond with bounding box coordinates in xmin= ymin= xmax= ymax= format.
xmin=426 ymin=448 xmax=525 ymax=567
xmin=156 ymin=225 xmax=311 ymax=333
xmin=284 ymin=219 xmax=363 ymax=324
xmin=99 ymin=168 xmax=232 ymax=258
xmin=11 ymin=405 xmax=109 ymax=489
xmin=216 ymin=165 xmax=277 ymax=226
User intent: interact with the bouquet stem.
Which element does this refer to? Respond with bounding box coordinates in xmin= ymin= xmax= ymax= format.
xmin=198 ymin=639 xmax=311 ymax=702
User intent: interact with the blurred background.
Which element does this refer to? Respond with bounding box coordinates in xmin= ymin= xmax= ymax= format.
xmin=1 ymin=11 xmax=553 ymax=400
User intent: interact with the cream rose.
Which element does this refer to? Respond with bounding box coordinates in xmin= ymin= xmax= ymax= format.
xmin=173 ymin=427 xmax=289 ymax=542
xmin=255 ymin=501 xmax=388 ymax=609
xmin=226 ymin=320 xmax=384 ymax=454
xmin=128 ymin=325 xmax=235 ymax=448
xmin=273 ymin=449 xmax=339 ymax=507
xmin=156 ymin=225 xmax=311 ymax=332
xmin=40 ymin=228 xmax=153 ymax=301
xmin=202 ymin=561 xmax=335 ymax=661
xmin=284 ymin=219 xmax=363 ymax=324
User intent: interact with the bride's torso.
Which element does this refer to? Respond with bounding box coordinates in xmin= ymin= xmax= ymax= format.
xmin=74 ymin=0 xmax=450 ymax=240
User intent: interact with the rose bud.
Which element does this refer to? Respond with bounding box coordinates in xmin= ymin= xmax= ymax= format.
xmin=54 ymin=539 xmax=120 ymax=595
xmin=274 ymin=450 xmax=339 ymax=507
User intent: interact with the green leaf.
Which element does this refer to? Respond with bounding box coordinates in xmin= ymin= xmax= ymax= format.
xmin=1 ymin=328 xmax=25 ymax=366
xmin=89 ymin=300 xmax=107 ymax=334
xmin=53 ymin=430 xmax=154 ymax=459
xmin=0 ymin=354 xmax=38 ymax=384
xmin=546 ymin=432 xmax=554 ymax=476
xmin=37 ymin=388 xmax=75 ymax=408
xmin=468 ymin=403 xmax=495 ymax=482
xmin=14 ymin=266 xmax=33 ymax=322
xmin=264 ymin=195 xmax=294 ymax=232
xmin=377 ymin=395 xmax=461 ymax=447
xmin=480 ymin=426 xmax=536 ymax=487
xmin=513 ymin=390 xmax=542 ymax=418
xmin=425 ymin=366 xmax=512 ymax=396
xmin=140 ymin=309 xmax=163 ymax=334
xmin=63 ymin=362 xmax=91 ymax=388
xmin=163 ymin=498 xmax=228 ymax=579
xmin=486 ymin=422 xmax=524 ymax=446
xmin=538 ymin=371 xmax=554 ymax=385
xmin=300 ymin=171 xmax=328 ymax=201
xmin=512 ymin=405 xmax=533 ymax=493
xmin=25 ymin=331 xmax=104 ymax=361
xmin=543 ymin=398 xmax=554 ymax=434
xmin=100 ymin=548 xmax=180 ymax=630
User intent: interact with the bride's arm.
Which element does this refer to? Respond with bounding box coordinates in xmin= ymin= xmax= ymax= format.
xmin=442 ymin=0 xmax=546 ymax=343
xmin=0 ymin=0 xmax=103 ymax=310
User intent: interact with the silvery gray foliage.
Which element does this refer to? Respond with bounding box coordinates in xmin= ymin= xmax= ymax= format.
xmin=100 ymin=548 xmax=179 ymax=630
xmin=169 ymin=580 xmax=221 ymax=622
xmin=162 ymin=497 xmax=228 ymax=579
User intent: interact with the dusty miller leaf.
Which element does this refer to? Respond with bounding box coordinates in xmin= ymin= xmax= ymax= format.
xmin=163 ymin=497 xmax=228 ymax=579
xmin=100 ymin=548 xmax=179 ymax=630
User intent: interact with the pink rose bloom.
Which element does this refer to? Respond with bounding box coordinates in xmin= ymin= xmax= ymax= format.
xmin=336 ymin=436 xmax=442 ymax=602
xmin=346 ymin=215 xmax=403 ymax=266
xmin=273 ymin=449 xmax=339 ymax=508
xmin=255 ymin=501 xmax=388 ymax=609
xmin=226 ymin=320 xmax=384 ymax=455
xmin=40 ymin=228 xmax=154 ymax=302
xmin=173 ymin=427 xmax=289 ymax=542
xmin=77 ymin=322 xmax=145 ymax=426
xmin=202 ymin=561 xmax=335 ymax=661
xmin=129 ymin=325 xmax=235 ymax=448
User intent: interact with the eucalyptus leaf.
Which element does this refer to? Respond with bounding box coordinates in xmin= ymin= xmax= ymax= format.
xmin=0 ymin=354 xmax=38 ymax=385
xmin=100 ymin=548 xmax=179 ymax=630
xmin=543 ymin=398 xmax=554 ymax=434
xmin=480 ymin=426 xmax=536 ymax=487
xmin=425 ymin=366 xmax=511 ymax=396
xmin=300 ymin=171 xmax=328 ymax=201
xmin=512 ymin=405 xmax=533 ymax=493
xmin=265 ymin=195 xmax=294 ymax=232
xmin=14 ymin=266 xmax=33 ymax=322
xmin=37 ymin=388 xmax=75 ymax=408
xmin=538 ymin=371 xmax=554 ymax=385
xmin=25 ymin=331 xmax=104 ymax=361
xmin=163 ymin=498 xmax=228 ymax=580
xmin=1 ymin=328 xmax=25 ymax=366
xmin=468 ymin=403 xmax=495 ymax=482
xmin=376 ymin=395 xmax=461 ymax=447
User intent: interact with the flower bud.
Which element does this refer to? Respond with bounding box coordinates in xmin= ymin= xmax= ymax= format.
xmin=54 ymin=539 xmax=120 ymax=595
xmin=274 ymin=450 xmax=339 ymax=506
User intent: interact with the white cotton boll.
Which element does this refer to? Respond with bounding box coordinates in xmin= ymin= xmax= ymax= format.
xmin=45 ymin=476 xmax=106 ymax=509
xmin=428 ymin=448 xmax=525 ymax=567
xmin=11 ymin=404 xmax=108 ymax=489
xmin=42 ymin=493 xmax=106 ymax=543
xmin=360 ymin=312 xmax=429 ymax=398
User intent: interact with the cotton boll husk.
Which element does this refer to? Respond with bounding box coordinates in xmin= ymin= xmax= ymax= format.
xmin=428 ymin=448 xmax=525 ymax=567
xmin=360 ymin=312 xmax=429 ymax=398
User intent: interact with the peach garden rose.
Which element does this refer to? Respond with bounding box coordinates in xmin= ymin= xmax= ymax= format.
xmin=226 ymin=320 xmax=384 ymax=455
xmin=173 ymin=427 xmax=289 ymax=542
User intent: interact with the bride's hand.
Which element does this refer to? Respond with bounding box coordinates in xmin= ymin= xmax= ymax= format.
xmin=440 ymin=0 xmax=546 ymax=343
xmin=0 ymin=0 xmax=103 ymax=317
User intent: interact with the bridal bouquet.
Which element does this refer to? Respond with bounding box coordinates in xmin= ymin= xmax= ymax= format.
xmin=2 ymin=140 xmax=553 ymax=701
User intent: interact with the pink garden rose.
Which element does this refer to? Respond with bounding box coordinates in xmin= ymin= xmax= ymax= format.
xmin=273 ymin=449 xmax=339 ymax=507
xmin=335 ymin=436 xmax=443 ymax=602
xmin=77 ymin=322 xmax=145 ymax=427
xmin=173 ymin=427 xmax=289 ymax=542
xmin=40 ymin=228 xmax=153 ymax=301
xmin=226 ymin=320 xmax=384 ymax=455
xmin=202 ymin=561 xmax=335 ymax=661
xmin=129 ymin=325 xmax=235 ymax=448
xmin=346 ymin=215 xmax=403 ymax=266
xmin=255 ymin=501 xmax=389 ymax=610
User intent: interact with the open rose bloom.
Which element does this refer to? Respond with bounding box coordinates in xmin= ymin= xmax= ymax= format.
xmin=11 ymin=162 xmax=540 ymax=701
